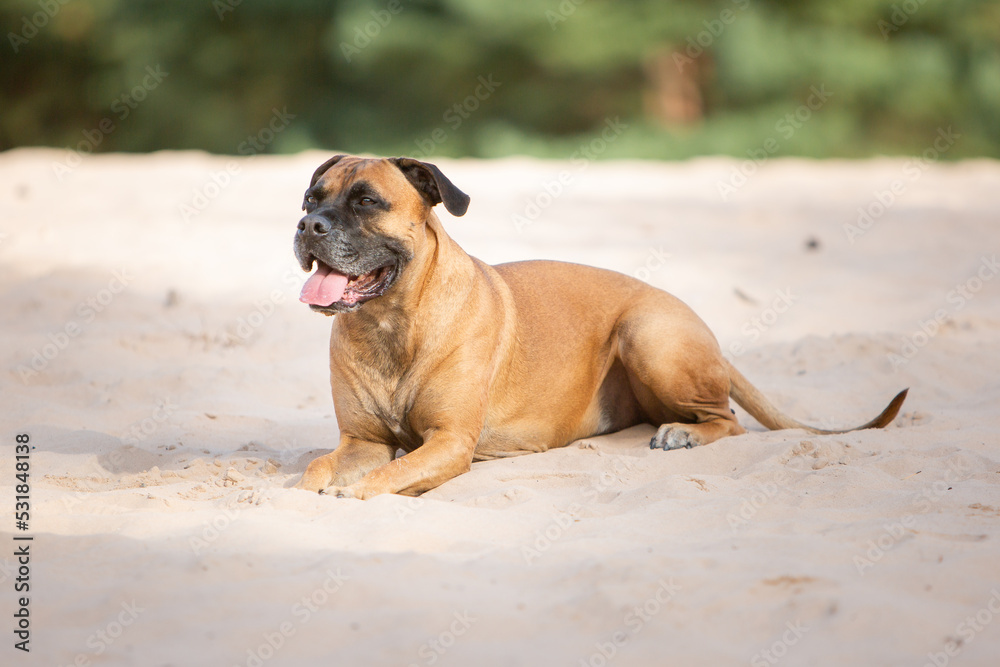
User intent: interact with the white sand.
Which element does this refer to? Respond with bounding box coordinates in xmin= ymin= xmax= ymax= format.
xmin=1 ymin=148 xmax=999 ymax=666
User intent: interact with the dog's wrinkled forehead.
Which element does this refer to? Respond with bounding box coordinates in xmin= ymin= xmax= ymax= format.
xmin=305 ymin=154 xmax=470 ymax=217
xmin=306 ymin=157 xmax=410 ymax=205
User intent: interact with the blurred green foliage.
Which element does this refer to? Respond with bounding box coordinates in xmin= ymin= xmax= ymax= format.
xmin=2 ymin=0 xmax=998 ymax=159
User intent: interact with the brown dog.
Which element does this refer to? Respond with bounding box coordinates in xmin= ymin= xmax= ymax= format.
xmin=293 ymin=155 xmax=907 ymax=499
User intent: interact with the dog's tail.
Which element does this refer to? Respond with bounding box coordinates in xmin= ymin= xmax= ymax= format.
xmin=725 ymin=359 xmax=908 ymax=434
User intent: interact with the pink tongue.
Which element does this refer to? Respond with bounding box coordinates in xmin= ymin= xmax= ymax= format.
xmin=300 ymin=263 xmax=350 ymax=307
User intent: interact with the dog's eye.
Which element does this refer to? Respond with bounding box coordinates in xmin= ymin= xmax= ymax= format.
xmin=358 ymin=197 xmax=376 ymax=206
xmin=306 ymin=196 xmax=317 ymax=205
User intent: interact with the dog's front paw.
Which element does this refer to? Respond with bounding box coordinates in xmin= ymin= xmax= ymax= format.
xmin=320 ymin=485 xmax=363 ymax=499
xmin=649 ymin=424 xmax=703 ymax=451
xmin=294 ymin=455 xmax=338 ymax=493
xmin=294 ymin=476 xmax=325 ymax=493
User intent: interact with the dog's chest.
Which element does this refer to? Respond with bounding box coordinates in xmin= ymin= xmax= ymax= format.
xmin=330 ymin=346 xmax=423 ymax=448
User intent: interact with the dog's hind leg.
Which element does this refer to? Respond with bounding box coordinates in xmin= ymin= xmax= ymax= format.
xmin=615 ymin=299 xmax=746 ymax=450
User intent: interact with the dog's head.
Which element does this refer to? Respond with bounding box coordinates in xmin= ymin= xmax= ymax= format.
xmin=294 ymin=155 xmax=470 ymax=315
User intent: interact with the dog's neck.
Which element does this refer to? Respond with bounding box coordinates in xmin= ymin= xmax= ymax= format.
xmin=332 ymin=211 xmax=480 ymax=366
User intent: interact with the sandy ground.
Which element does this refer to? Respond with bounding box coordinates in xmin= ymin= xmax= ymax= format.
xmin=1 ymin=148 xmax=999 ymax=666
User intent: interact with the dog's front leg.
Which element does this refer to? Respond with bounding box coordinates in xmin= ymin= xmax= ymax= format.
xmin=323 ymin=430 xmax=477 ymax=499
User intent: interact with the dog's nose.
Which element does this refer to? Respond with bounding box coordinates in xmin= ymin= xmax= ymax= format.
xmin=297 ymin=214 xmax=332 ymax=237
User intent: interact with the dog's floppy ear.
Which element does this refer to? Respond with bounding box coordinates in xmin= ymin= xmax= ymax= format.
xmin=389 ymin=157 xmax=470 ymax=217
xmin=309 ymin=154 xmax=347 ymax=188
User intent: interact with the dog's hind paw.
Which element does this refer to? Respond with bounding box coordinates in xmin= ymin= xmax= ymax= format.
xmin=649 ymin=424 xmax=703 ymax=451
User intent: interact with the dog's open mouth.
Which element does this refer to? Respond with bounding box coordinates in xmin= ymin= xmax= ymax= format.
xmin=299 ymin=259 xmax=397 ymax=312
